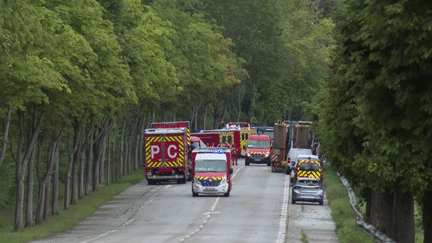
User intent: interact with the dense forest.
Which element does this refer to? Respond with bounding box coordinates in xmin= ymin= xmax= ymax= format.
xmin=2 ymin=0 xmax=432 ymax=242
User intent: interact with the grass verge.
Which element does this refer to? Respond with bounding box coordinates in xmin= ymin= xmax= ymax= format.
xmin=301 ymin=230 xmax=308 ymax=243
xmin=0 ymin=168 xmax=146 ymax=243
xmin=324 ymin=164 xmax=374 ymax=243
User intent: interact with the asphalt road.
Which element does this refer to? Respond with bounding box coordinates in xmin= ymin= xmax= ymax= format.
xmin=32 ymin=158 xmax=338 ymax=243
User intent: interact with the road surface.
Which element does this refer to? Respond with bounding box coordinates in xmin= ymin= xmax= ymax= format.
xmin=32 ymin=158 xmax=338 ymax=243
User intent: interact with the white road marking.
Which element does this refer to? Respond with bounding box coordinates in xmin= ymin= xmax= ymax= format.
xmin=201 ymin=212 xmax=221 ymax=215
xmin=276 ymin=175 xmax=290 ymax=243
xmin=79 ymin=184 xmax=170 ymax=243
xmin=180 ymin=164 xmax=245 ymax=242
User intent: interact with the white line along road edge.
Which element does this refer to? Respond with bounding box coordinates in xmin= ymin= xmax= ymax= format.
xmin=276 ymin=174 xmax=289 ymax=243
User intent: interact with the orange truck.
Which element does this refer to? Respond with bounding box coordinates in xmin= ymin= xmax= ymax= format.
xmin=143 ymin=127 xmax=189 ymax=185
xmin=191 ymin=147 xmax=233 ymax=197
xmin=270 ymin=122 xmax=289 ymax=172
xmin=270 ymin=121 xmax=314 ymax=173
xmin=244 ymin=134 xmax=271 ymax=166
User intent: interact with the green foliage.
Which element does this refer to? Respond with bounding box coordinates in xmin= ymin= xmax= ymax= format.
xmin=316 ymin=0 xmax=432 ymax=203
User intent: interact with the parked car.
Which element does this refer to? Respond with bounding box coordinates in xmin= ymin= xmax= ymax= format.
xmin=291 ymin=177 xmax=324 ymax=205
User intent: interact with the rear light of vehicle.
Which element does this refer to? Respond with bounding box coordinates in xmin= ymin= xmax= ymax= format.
xmin=147 ymin=171 xmax=152 ymax=176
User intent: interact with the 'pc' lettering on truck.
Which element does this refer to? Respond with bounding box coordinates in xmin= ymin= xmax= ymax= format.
xmin=143 ymin=128 xmax=189 ymax=185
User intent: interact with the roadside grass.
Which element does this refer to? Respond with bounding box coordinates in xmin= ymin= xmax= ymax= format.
xmin=300 ymin=230 xmax=308 ymax=243
xmin=0 ymin=168 xmax=146 ymax=243
xmin=324 ymin=165 xmax=374 ymax=243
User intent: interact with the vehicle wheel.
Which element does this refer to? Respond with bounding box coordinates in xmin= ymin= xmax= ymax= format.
xmin=192 ymin=191 xmax=198 ymax=197
xmin=267 ymin=160 xmax=271 ymax=166
xmin=224 ymin=191 xmax=230 ymax=197
xmin=245 ymin=158 xmax=250 ymax=166
xmin=285 ymin=167 xmax=291 ymax=175
xmin=319 ymin=199 xmax=324 ymax=205
xmin=291 ymin=198 xmax=296 ymax=204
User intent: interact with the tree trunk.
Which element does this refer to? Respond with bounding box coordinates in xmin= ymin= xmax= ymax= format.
xmin=44 ymin=175 xmax=51 ymax=221
xmin=120 ymin=119 xmax=126 ymax=178
xmin=35 ymin=131 xmax=60 ymax=224
xmin=365 ymin=187 xmax=372 ymax=221
xmin=113 ymin=133 xmax=117 ymax=183
xmin=0 ymin=103 xmax=12 ymax=168
xmin=93 ymin=117 xmax=114 ymax=190
xmin=202 ymin=104 xmax=207 ymax=130
xmin=124 ymin=142 xmax=129 ymax=175
xmin=107 ymin=133 xmax=111 ymax=185
xmin=52 ymin=144 xmax=59 ymax=215
xmin=424 ymin=190 xmax=432 ymax=243
xmin=383 ymin=192 xmax=395 ymax=238
xmin=234 ymin=83 xmax=246 ymax=122
xmin=249 ymin=84 xmax=257 ymax=124
xmin=68 ymin=119 xmax=83 ymax=207
xmin=64 ymin=133 xmax=74 ymax=210
xmin=25 ymin=148 xmax=35 ymax=227
xmin=369 ymin=190 xmax=393 ymax=235
xmin=392 ymin=192 xmax=414 ymax=243
xmin=86 ymin=130 xmax=94 ymax=194
xmin=79 ymin=153 xmax=85 ymax=199
xmin=13 ymin=109 xmax=43 ymax=231
xmin=134 ymin=131 xmax=139 ymax=170
xmin=71 ymin=153 xmax=80 ymax=205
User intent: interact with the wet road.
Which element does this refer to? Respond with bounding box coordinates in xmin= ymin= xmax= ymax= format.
xmin=32 ymin=158 xmax=338 ymax=243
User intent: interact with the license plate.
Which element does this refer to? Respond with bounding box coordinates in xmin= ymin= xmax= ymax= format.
xmin=203 ymin=188 xmax=217 ymax=192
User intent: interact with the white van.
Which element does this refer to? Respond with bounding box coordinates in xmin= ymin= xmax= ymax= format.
xmin=285 ymin=148 xmax=313 ymax=174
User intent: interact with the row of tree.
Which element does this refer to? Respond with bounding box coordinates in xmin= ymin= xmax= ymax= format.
xmin=315 ymin=0 xmax=432 ymax=242
xmin=0 ymin=0 xmax=336 ymax=232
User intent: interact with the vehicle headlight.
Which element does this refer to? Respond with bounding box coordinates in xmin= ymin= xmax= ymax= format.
xmin=221 ymin=176 xmax=227 ymax=184
xmin=293 ymin=189 xmax=300 ymax=194
xmin=194 ymin=176 xmax=201 ymax=185
xmin=265 ymin=152 xmax=269 ymax=157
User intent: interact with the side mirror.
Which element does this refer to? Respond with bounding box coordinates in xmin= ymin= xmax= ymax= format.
xmin=230 ymin=168 xmax=233 ymax=174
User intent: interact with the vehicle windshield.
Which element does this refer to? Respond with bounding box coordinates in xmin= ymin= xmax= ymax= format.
xmin=247 ymin=140 xmax=270 ymax=149
xmin=192 ymin=141 xmax=207 ymax=148
xmin=297 ymin=179 xmax=320 ymax=186
xmin=299 ymin=163 xmax=320 ymax=171
xmin=195 ymin=160 xmax=226 ymax=173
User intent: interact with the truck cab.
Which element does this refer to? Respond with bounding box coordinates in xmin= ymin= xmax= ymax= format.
xmin=191 ymin=149 xmax=233 ymax=197
xmin=245 ymin=134 xmax=271 ymax=166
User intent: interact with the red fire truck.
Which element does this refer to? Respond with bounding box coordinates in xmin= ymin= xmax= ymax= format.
xmin=143 ymin=127 xmax=189 ymax=185
xmin=192 ymin=129 xmax=240 ymax=165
